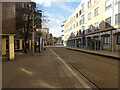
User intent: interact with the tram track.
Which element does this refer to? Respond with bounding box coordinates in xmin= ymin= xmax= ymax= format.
xmin=50 ymin=47 xmax=118 ymax=88
xmin=50 ymin=48 xmax=100 ymax=89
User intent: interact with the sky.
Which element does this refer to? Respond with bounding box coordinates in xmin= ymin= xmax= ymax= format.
xmin=33 ymin=0 xmax=81 ymax=37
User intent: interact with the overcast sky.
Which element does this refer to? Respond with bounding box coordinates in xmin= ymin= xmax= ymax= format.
xmin=32 ymin=0 xmax=81 ymax=37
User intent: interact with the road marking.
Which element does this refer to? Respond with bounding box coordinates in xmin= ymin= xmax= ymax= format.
xmin=50 ymin=49 xmax=93 ymax=89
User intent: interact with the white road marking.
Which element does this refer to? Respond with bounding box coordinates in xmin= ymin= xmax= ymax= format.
xmin=50 ymin=49 xmax=93 ymax=89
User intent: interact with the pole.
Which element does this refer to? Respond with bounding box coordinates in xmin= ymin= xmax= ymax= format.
xmin=32 ymin=8 xmax=35 ymax=55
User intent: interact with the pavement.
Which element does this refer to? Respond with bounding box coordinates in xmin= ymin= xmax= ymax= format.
xmin=65 ymin=46 xmax=120 ymax=59
xmin=2 ymin=47 xmax=96 ymax=89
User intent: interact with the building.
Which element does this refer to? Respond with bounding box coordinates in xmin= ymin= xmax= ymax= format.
xmin=1 ymin=2 xmax=16 ymax=60
xmin=1 ymin=2 xmax=42 ymax=60
xmin=63 ymin=0 xmax=120 ymax=51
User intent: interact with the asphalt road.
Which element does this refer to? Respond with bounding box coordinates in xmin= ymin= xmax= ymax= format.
xmin=2 ymin=47 xmax=119 ymax=89
xmin=51 ymin=47 xmax=119 ymax=89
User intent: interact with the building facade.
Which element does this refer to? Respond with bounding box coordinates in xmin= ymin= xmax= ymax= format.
xmin=63 ymin=0 xmax=120 ymax=51
xmin=1 ymin=2 xmax=42 ymax=60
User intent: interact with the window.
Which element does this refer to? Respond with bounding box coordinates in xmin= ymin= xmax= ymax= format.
xmin=74 ymin=24 xmax=75 ymax=28
xmin=88 ymin=0 xmax=91 ymax=8
xmin=81 ymin=15 xmax=85 ymax=24
xmin=79 ymin=30 xmax=81 ymax=35
xmin=15 ymin=40 xmax=20 ymax=49
xmin=105 ymin=0 xmax=112 ymax=9
xmin=94 ymin=22 xmax=99 ymax=30
xmin=117 ymin=34 xmax=120 ymax=45
xmin=105 ymin=17 xmax=111 ymax=28
xmin=115 ymin=13 xmax=120 ymax=24
xmin=74 ymin=16 xmax=75 ymax=20
xmin=81 ymin=3 xmax=84 ymax=13
xmin=88 ymin=12 xmax=92 ymax=20
xmin=88 ymin=25 xmax=92 ymax=32
xmin=104 ymin=36 xmax=110 ymax=44
xmin=79 ymin=10 xmax=81 ymax=16
xmin=115 ymin=0 xmax=120 ymax=4
xmin=23 ymin=3 xmax=29 ymax=9
xmin=94 ymin=7 xmax=99 ymax=16
xmin=76 ymin=22 xmax=78 ymax=27
xmin=81 ymin=26 xmax=85 ymax=35
xmin=79 ymin=20 xmax=81 ymax=25
xmin=76 ymin=13 xmax=78 ymax=18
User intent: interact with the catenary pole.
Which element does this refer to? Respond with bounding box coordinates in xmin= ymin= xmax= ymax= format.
xmin=32 ymin=8 xmax=35 ymax=55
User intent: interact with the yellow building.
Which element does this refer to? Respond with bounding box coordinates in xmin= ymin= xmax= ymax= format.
xmin=63 ymin=0 xmax=120 ymax=51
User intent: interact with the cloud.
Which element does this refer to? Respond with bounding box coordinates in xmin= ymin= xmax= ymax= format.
xmin=42 ymin=12 xmax=64 ymax=37
xmin=32 ymin=0 xmax=52 ymax=7
xmin=43 ymin=2 xmax=51 ymax=7
xmin=56 ymin=3 xmax=74 ymax=13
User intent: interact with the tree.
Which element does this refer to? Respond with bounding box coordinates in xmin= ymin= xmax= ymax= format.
xmin=15 ymin=2 xmax=36 ymax=53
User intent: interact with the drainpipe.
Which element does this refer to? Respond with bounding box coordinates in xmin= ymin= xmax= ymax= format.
xmin=111 ymin=30 xmax=114 ymax=52
xmin=75 ymin=39 xmax=77 ymax=47
xmin=94 ymin=39 xmax=96 ymax=50
xmin=86 ymin=37 xmax=88 ymax=49
xmin=111 ymin=0 xmax=114 ymax=52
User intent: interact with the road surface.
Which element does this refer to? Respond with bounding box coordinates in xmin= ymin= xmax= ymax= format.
xmin=2 ymin=47 xmax=119 ymax=89
xmin=51 ymin=47 xmax=119 ymax=88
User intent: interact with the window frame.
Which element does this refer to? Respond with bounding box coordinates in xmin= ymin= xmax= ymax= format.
xmin=88 ymin=25 xmax=92 ymax=32
xmin=88 ymin=0 xmax=91 ymax=8
xmin=76 ymin=13 xmax=78 ymax=18
xmin=81 ymin=15 xmax=85 ymax=24
xmin=105 ymin=0 xmax=112 ymax=10
xmin=115 ymin=13 xmax=120 ymax=25
xmin=94 ymin=7 xmax=99 ymax=17
xmin=88 ymin=12 xmax=92 ymax=20
xmin=104 ymin=36 xmax=110 ymax=44
xmin=94 ymin=22 xmax=99 ymax=31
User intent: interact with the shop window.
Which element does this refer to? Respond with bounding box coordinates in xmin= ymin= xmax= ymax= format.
xmin=117 ymin=34 xmax=120 ymax=45
xmin=15 ymin=40 xmax=20 ymax=49
xmin=104 ymin=36 xmax=110 ymax=44
xmin=6 ymin=40 xmax=9 ymax=50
